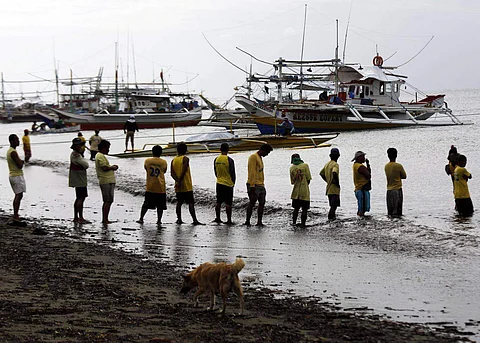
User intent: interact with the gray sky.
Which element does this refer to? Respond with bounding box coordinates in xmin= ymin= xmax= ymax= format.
xmin=0 ymin=0 xmax=477 ymax=104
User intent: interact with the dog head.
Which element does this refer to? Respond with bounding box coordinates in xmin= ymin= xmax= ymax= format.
xmin=180 ymin=274 xmax=197 ymax=294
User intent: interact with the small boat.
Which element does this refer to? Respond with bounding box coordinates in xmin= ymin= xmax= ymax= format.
xmin=30 ymin=125 xmax=81 ymax=135
xmin=111 ymin=131 xmax=338 ymax=158
xmin=198 ymin=94 xmax=257 ymax=130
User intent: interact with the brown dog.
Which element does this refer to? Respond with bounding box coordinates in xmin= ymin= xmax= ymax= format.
xmin=180 ymin=258 xmax=245 ymax=314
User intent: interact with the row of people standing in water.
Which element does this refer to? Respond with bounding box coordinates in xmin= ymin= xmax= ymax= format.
xmin=4 ymin=129 xmax=474 ymax=225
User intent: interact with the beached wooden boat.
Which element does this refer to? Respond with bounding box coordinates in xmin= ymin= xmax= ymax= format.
xmin=111 ymin=131 xmax=338 ymax=158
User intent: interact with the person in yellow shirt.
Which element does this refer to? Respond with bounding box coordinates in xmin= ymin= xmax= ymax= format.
xmin=290 ymin=153 xmax=312 ymax=227
xmin=352 ymin=151 xmax=371 ymax=217
xmin=320 ymin=148 xmax=340 ymax=220
xmin=137 ymin=145 xmax=168 ymax=224
xmin=454 ymin=154 xmax=473 ymax=216
xmin=7 ymin=134 xmax=25 ymax=222
xmin=213 ymin=143 xmax=236 ymax=225
xmin=88 ymin=130 xmax=102 ymax=161
xmin=95 ymin=140 xmax=119 ymax=224
xmin=171 ymin=143 xmax=202 ymax=225
xmin=384 ymin=148 xmax=407 ymax=217
xmin=245 ymin=144 xmax=273 ymax=226
xmin=22 ymin=129 xmax=32 ymax=163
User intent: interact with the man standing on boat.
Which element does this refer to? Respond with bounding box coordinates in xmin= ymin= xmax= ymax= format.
xmin=352 ymin=151 xmax=371 ymax=217
xmin=88 ymin=130 xmax=102 ymax=161
xmin=213 ymin=143 xmax=236 ymax=225
xmin=320 ymin=148 xmax=341 ymax=220
xmin=290 ymin=153 xmax=312 ymax=227
xmin=22 ymin=129 xmax=32 ymax=163
xmin=384 ymin=148 xmax=407 ymax=217
xmin=124 ymin=115 xmax=139 ymax=152
xmin=244 ymin=144 xmax=273 ymax=226
xmin=279 ymin=117 xmax=295 ymax=136
xmin=171 ymin=143 xmax=202 ymax=225
xmin=7 ymin=134 xmax=25 ymax=222
xmin=137 ymin=145 xmax=168 ymax=225
xmin=95 ymin=140 xmax=118 ymax=224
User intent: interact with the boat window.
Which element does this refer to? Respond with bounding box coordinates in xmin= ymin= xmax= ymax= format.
xmin=394 ymin=83 xmax=399 ymax=93
xmin=365 ymin=87 xmax=370 ymax=96
xmin=379 ymin=82 xmax=385 ymax=95
xmin=385 ymin=83 xmax=392 ymax=94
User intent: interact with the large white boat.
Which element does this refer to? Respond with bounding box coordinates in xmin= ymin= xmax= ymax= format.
xmin=235 ymin=56 xmax=464 ymax=134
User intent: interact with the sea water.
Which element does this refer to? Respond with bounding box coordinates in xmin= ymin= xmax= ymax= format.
xmin=1 ymin=88 xmax=480 ymax=338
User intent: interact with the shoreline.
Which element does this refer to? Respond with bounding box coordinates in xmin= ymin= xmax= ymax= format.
xmin=0 ymin=214 xmax=472 ymax=342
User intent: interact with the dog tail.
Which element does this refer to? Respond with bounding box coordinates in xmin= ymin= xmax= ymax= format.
xmin=232 ymin=258 xmax=245 ymax=274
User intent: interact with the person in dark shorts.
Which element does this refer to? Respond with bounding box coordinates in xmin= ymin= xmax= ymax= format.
xmin=453 ymin=154 xmax=474 ymax=216
xmin=124 ymin=115 xmax=139 ymax=152
xmin=245 ymin=144 xmax=273 ymax=226
xmin=137 ymin=145 xmax=168 ymax=224
xmin=320 ymin=148 xmax=341 ymax=220
xmin=69 ymin=137 xmax=90 ymax=224
xmin=290 ymin=153 xmax=312 ymax=227
xmin=170 ymin=143 xmax=202 ymax=225
xmin=213 ymin=143 xmax=236 ymax=224
xmin=384 ymin=148 xmax=407 ymax=217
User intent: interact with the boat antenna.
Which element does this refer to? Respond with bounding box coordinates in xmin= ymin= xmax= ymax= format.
xmin=299 ymin=4 xmax=307 ymax=100
xmin=342 ymin=0 xmax=353 ymax=63
xmin=202 ymin=33 xmax=247 ymax=73
xmin=236 ymin=47 xmax=272 ymax=66
xmin=394 ymin=35 xmax=434 ymax=68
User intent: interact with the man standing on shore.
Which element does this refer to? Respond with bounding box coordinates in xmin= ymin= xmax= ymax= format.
xmin=22 ymin=129 xmax=32 ymax=163
xmin=7 ymin=134 xmax=25 ymax=222
xmin=69 ymin=137 xmax=90 ymax=224
xmin=290 ymin=153 xmax=312 ymax=227
xmin=124 ymin=115 xmax=139 ymax=152
xmin=137 ymin=145 xmax=168 ymax=225
xmin=384 ymin=148 xmax=407 ymax=217
xmin=213 ymin=143 xmax=236 ymax=225
xmin=320 ymin=148 xmax=341 ymax=220
xmin=171 ymin=143 xmax=202 ymax=225
xmin=352 ymin=151 xmax=371 ymax=217
xmin=88 ymin=130 xmax=102 ymax=161
xmin=245 ymin=144 xmax=273 ymax=226
xmin=95 ymin=140 xmax=118 ymax=224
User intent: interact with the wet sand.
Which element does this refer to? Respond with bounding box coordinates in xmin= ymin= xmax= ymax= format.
xmin=0 ymin=214 xmax=471 ymax=342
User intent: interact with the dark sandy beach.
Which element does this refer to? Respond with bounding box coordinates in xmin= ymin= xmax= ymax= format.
xmin=0 ymin=214 xmax=471 ymax=343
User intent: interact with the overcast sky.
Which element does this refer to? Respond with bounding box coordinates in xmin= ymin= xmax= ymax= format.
xmin=0 ymin=0 xmax=477 ymax=104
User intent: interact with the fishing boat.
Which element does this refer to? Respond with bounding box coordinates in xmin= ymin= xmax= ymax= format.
xmin=111 ymin=131 xmax=338 ymax=158
xmin=235 ymin=56 xmax=465 ymax=134
xmin=35 ymin=105 xmax=202 ymax=131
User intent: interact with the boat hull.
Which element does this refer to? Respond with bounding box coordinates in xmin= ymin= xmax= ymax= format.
xmin=112 ymin=133 xmax=337 ymax=158
xmin=236 ymin=96 xmax=461 ymax=134
xmin=43 ymin=108 xmax=202 ymax=131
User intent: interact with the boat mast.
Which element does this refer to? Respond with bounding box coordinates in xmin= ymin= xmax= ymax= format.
xmin=115 ymin=42 xmax=119 ymax=112
xmin=299 ymin=4 xmax=307 ymax=101
xmin=70 ymin=69 xmax=73 ymax=113
xmin=1 ymin=72 xmax=5 ymax=110
xmin=335 ymin=19 xmax=339 ymax=94
xmin=278 ymin=57 xmax=283 ymax=102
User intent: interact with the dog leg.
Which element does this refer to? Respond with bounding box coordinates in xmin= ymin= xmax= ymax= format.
xmin=208 ymin=290 xmax=216 ymax=311
xmin=193 ymin=288 xmax=205 ymax=308
xmin=234 ymin=278 xmax=244 ymax=315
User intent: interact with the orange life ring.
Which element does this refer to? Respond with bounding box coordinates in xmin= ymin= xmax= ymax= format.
xmin=373 ymin=55 xmax=383 ymax=66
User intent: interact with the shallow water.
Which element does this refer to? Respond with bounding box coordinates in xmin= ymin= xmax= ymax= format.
xmin=1 ymin=89 xmax=480 ymax=339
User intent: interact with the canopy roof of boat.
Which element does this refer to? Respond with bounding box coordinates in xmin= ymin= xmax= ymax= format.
xmin=335 ymin=65 xmax=407 ymax=84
